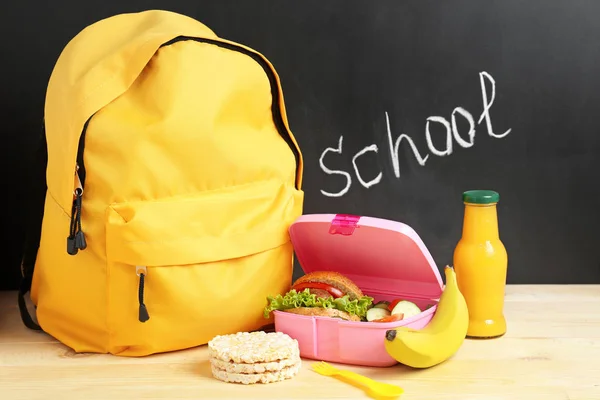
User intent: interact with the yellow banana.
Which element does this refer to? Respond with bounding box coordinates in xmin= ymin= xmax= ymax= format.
xmin=383 ymin=265 xmax=469 ymax=368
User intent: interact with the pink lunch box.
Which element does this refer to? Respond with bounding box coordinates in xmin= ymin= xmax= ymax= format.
xmin=273 ymin=213 xmax=445 ymax=367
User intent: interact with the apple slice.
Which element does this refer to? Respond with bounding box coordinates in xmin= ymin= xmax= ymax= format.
xmin=390 ymin=300 xmax=422 ymax=319
xmin=387 ymin=299 xmax=402 ymax=312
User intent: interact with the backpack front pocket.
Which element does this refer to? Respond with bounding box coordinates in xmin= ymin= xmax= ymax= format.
xmin=104 ymin=180 xmax=303 ymax=356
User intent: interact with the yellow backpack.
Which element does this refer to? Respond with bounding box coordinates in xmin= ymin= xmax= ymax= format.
xmin=19 ymin=10 xmax=304 ymax=356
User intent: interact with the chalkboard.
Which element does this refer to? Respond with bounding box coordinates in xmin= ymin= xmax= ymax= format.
xmin=2 ymin=0 xmax=599 ymax=289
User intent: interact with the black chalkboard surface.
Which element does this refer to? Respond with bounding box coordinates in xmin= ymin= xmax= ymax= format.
xmin=1 ymin=0 xmax=599 ymax=289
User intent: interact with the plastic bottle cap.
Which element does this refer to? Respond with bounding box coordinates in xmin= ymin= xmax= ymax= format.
xmin=462 ymin=190 xmax=500 ymax=204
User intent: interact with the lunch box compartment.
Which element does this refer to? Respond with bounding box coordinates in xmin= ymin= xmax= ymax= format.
xmin=273 ymin=214 xmax=444 ymax=367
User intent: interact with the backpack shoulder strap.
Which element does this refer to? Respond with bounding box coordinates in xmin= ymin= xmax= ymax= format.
xmin=18 ymin=124 xmax=48 ymax=331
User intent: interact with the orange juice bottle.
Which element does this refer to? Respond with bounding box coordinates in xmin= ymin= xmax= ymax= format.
xmin=453 ymin=190 xmax=508 ymax=338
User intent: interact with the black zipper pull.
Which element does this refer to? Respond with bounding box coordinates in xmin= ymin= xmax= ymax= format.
xmin=137 ymin=266 xmax=150 ymax=323
xmin=67 ymin=166 xmax=86 ymax=255
xmin=67 ymin=188 xmax=83 ymax=255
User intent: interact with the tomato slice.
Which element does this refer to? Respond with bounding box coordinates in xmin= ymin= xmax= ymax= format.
xmin=374 ymin=313 xmax=404 ymax=323
xmin=292 ymin=282 xmax=345 ymax=298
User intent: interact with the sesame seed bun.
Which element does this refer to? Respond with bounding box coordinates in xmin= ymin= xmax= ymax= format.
xmin=292 ymin=271 xmax=364 ymax=301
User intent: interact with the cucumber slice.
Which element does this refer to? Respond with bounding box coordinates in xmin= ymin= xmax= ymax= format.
xmin=373 ymin=301 xmax=390 ymax=310
xmin=366 ymin=307 xmax=391 ymax=322
xmin=390 ymin=300 xmax=422 ymax=319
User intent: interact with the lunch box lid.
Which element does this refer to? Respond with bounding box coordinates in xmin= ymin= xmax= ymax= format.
xmin=288 ymin=214 xmax=444 ymax=300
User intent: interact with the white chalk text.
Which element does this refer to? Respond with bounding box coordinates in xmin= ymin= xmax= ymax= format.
xmin=319 ymin=71 xmax=512 ymax=197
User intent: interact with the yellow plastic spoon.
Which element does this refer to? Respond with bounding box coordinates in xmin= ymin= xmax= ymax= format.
xmin=312 ymin=361 xmax=404 ymax=399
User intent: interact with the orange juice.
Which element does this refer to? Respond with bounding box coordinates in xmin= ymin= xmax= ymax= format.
xmin=453 ymin=190 xmax=507 ymax=338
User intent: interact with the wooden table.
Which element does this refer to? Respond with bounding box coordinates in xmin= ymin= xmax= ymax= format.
xmin=1 ymin=286 xmax=599 ymax=400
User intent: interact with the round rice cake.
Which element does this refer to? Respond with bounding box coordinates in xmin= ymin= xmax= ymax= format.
xmin=210 ymin=355 xmax=301 ymax=374
xmin=208 ymin=331 xmax=299 ymax=364
xmin=210 ymin=362 xmax=301 ymax=385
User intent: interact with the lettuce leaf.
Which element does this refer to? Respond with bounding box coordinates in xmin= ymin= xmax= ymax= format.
xmin=263 ymin=288 xmax=374 ymax=320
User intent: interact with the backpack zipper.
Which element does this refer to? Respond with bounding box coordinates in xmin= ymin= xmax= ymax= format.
xmin=66 ymin=118 xmax=91 ymax=256
xmin=69 ymin=37 xmax=301 ymax=258
xmin=66 ymin=163 xmax=87 ymax=255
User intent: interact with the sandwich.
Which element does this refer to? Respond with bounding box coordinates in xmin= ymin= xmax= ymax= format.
xmin=263 ymin=271 xmax=374 ymax=322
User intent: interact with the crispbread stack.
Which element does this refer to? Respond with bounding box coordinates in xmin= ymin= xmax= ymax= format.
xmin=208 ymin=331 xmax=302 ymax=384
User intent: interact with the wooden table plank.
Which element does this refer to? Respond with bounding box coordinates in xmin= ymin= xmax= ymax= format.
xmin=1 ymin=285 xmax=599 ymax=400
